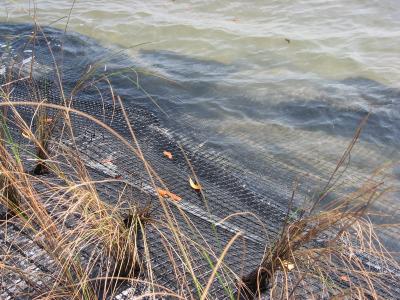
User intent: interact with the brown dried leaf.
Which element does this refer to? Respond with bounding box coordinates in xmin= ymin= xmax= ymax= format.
xmin=163 ymin=150 xmax=173 ymax=160
xmin=157 ymin=188 xmax=182 ymax=202
xmin=101 ymin=158 xmax=113 ymax=164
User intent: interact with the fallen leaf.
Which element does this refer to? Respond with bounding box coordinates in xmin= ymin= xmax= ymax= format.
xmin=157 ymin=189 xmax=168 ymax=198
xmin=282 ymin=260 xmax=294 ymax=271
xmin=101 ymin=158 xmax=113 ymax=164
xmin=114 ymin=175 xmax=122 ymax=179
xmin=163 ymin=150 xmax=173 ymax=160
xmin=189 ymin=177 xmax=201 ymax=190
xmin=171 ymin=194 xmax=182 ymax=202
xmin=45 ymin=118 xmax=53 ymax=124
xmin=340 ymin=275 xmax=350 ymax=282
xmin=157 ymin=188 xmax=182 ymax=202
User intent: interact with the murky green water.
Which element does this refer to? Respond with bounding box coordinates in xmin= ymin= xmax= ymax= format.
xmin=1 ymin=1 xmax=399 ymax=167
xmin=2 ymin=0 xmax=400 ymax=85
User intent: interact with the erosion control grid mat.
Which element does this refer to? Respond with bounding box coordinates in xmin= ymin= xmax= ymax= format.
xmin=0 ymin=23 xmax=399 ymax=299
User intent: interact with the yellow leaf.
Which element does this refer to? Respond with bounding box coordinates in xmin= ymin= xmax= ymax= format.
xmin=282 ymin=260 xmax=294 ymax=271
xmin=157 ymin=188 xmax=182 ymax=202
xmin=189 ymin=177 xmax=201 ymax=190
xmin=163 ymin=150 xmax=173 ymax=160
xmin=22 ymin=130 xmax=30 ymax=139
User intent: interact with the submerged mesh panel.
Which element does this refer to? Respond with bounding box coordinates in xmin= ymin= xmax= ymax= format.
xmin=1 ymin=23 xmax=399 ymax=299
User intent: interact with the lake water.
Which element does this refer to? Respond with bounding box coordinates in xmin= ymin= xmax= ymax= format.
xmin=1 ymin=1 xmax=399 ymax=221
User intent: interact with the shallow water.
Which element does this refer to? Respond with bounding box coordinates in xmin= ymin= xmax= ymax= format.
xmin=1 ymin=1 xmax=399 ymax=172
xmin=1 ymin=1 xmax=400 ymax=259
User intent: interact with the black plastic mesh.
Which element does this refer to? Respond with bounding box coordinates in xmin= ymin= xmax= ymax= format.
xmin=1 ymin=23 xmax=399 ymax=299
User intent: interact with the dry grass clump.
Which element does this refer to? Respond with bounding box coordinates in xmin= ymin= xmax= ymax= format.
xmin=234 ymin=118 xmax=398 ymax=299
xmin=0 ymin=108 xmax=97 ymax=299
xmin=236 ymin=189 xmax=384 ymax=299
xmin=0 ymin=106 xmax=151 ymax=299
xmin=0 ymin=98 xmax=204 ymax=299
